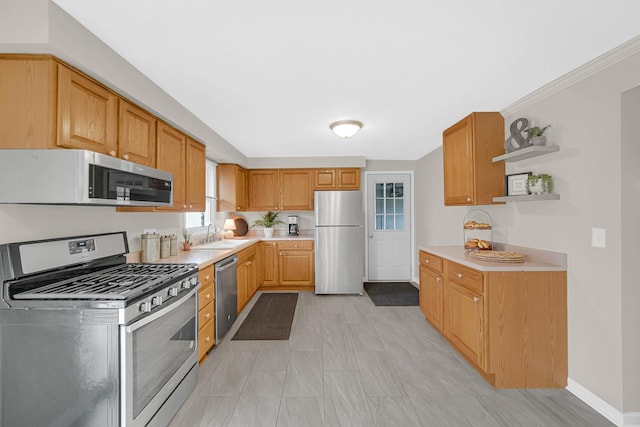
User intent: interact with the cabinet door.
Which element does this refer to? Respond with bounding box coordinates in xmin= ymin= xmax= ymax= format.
xmin=185 ymin=138 xmax=206 ymax=212
xmin=57 ymin=64 xmax=118 ymax=154
xmin=0 ymin=57 xmax=57 ymax=149
xmin=448 ymin=281 xmax=485 ymax=369
xmin=248 ymin=254 xmax=258 ymax=297
xmin=237 ymin=261 xmax=249 ymax=313
xmin=337 ymin=168 xmax=360 ymax=189
xmin=443 ymin=115 xmax=475 ymax=205
xmin=278 ymin=249 xmax=314 ymax=286
xmin=248 ymin=169 xmax=279 ymax=211
xmin=280 ymin=169 xmax=313 ymax=210
xmin=314 ymin=169 xmax=336 ymax=189
xmin=260 ymin=242 xmax=279 ymax=285
xmin=420 ymin=265 xmax=443 ymax=332
xmin=118 ymin=99 xmax=156 ymax=166
xmin=217 ymin=164 xmax=247 ymax=212
xmin=155 ymin=122 xmax=186 ymax=211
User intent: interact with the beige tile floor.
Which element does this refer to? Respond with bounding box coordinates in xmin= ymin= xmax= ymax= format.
xmin=169 ymin=291 xmax=613 ymax=427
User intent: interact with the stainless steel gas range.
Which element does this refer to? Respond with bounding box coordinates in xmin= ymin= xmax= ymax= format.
xmin=0 ymin=231 xmax=199 ymax=427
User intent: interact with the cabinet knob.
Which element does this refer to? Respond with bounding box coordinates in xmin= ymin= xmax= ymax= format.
xmin=294 ymin=244 xmax=299 ymax=248
xmin=183 ymin=204 xmax=187 ymax=209
xmin=205 ymin=336 xmax=210 ymax=342
xmin=457 ymin=273 xmax=463 ymax=278
xmin=466 ymin=197 xmax=472 ymax=202
xmin=189 ymin=204 xmax=193 ymax=208
xmin=436 ymin=277 xmax=441 ymax=282
xmin=123 ymin=153 xmax=130 ymax=160
xmin=279 ymin=253 xmax=283 ymax=256
xmin=425 ymin=259 xmax=429 ymax=263
xmin=473 ymin=296 xmax=479 ymax=302
xmin=109 ymin=150 xmax=116 ymax=156
xmin=205 ymin=275 xmax=210 ymax=280
xmin=206 ymin=293 xmax=211 ymax=299
xmin=205 ymin=312 xmax=210 ymax=319
xmin=275 ymin=207 xmax=278 ymax=210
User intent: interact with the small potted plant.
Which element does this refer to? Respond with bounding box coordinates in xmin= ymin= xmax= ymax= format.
xmin=527 ymin=174 xmax=553 ymax=195
xmin=525 ymin=124 xmax=551 ymax=146
xmin=182 ymin=229 xmax=193 ymax=251
xmin=251 ymin=211 xmax=285 ymax=237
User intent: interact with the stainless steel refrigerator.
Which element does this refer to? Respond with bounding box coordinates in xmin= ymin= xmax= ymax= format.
xmin=314 ymin=190 xmax=364 ymax=294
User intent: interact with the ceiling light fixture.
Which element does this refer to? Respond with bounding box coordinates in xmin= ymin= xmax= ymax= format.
xmin=330 ymin=120 xmax=363 ymax=138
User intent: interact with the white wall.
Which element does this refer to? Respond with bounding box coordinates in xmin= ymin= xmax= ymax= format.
xmin=415 ymin=38 xmax=640 ymax=418
xmin=621 ymin=86 xmax=640 ymax=413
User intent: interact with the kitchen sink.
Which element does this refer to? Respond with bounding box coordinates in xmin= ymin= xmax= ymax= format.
xmin=192 ymin=239 xmax=251 ymax=250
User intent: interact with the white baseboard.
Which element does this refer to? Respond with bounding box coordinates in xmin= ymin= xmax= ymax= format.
xmin=567 ymin=378 xmax=640 ymax=426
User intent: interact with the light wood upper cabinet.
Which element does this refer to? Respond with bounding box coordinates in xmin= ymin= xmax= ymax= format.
xmin=57 ymin=64 xmax=118 ymax=154
xmin=185 ymin=138 xmax=206 ymax=212
xmin=217 ymin=164 xmax=247 ymax=212
xmin=0 ymin=56 xmax=57 ymax=149
xmin=337 ymin=168 xmax=360 ymax=189
xmin=314 ymin=168 xmax=360 ymax=190
xmin=118 ymin=99 xmax=156 ymax=167
xmin=442 ymin=112 xmax=504 ymax=206
xmin=155 ymin=122 xmax=186 ymax=211
xmin=280 ymin=169 xmax=313 ymax=210
xmin=248 ymin=169 xmax=279 ymax=211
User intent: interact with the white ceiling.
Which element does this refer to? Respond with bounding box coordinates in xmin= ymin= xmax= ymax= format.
xmin=52 ymin=0 xmax=640 ymax=160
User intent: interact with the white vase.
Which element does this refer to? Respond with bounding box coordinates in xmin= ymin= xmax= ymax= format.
xmin=263 ymin=227 xmax=274 ymax=237
xmin=528 ymin=180 xmax=544 ymax=195
xmin=530 ymin=136 xmax=547 ymax=146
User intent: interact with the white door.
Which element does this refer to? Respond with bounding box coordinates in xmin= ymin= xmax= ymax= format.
xmin=366 ymin=173 xmax=411 ymax=281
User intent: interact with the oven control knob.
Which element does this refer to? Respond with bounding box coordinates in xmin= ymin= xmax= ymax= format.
xmin=139 ymin=301 xmax=152 ymax=313
xmin=181 ymin=279 xmax=191 ymax=289
xmin=152 ymin=296 xmax=163 ymax=306
xmin=168 ymin=287 xmax=179 ymax=297
xmin=189 ymin=277 xmax=198 ymax=286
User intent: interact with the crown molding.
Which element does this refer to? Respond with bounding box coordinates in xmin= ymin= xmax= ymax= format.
xmin=502 ymin=36 xmax=640 ymax=116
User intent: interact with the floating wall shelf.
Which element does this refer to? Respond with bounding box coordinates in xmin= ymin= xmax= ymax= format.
xmin=493 ymin=194 xmax=560 ymax=203
xmin=493 ymin=145 xmax=560 ymax=163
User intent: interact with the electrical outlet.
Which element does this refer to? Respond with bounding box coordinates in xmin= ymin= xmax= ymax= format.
xmin=591 ymin=228 xmax=606 ymax=248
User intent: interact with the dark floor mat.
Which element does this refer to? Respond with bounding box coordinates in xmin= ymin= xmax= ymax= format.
xmin=364 ymin=282 xmax=419 ymax=306
xmin=231 ymin=293 xmax=298 ymax=340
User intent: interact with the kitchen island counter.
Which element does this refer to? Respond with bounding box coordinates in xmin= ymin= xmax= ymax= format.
xmin=419 ymin=244 xmax=566 ymax=272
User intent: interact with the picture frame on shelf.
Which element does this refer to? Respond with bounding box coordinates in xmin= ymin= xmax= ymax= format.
xmin=506 ymin=172 xmax=531 ymax=196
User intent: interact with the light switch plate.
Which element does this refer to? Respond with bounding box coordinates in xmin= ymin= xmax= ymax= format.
xmin=592 ymin=228 xmax=606 ymax=248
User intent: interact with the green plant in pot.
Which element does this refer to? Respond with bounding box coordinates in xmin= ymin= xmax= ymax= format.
xmin=525 ymin=124 xmax=551 ymax=146
xmin=527 ymin=174 xmax=553 ymax=195
xmin=251 ymin=211 xmax=285 ymax=237
xmin=182 ymin=229 xmax=193 ymax=251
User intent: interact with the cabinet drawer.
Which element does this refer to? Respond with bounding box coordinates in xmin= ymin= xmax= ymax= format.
xmin=277 ymin=240 xmax=313 ymax=250
xmin=447 ymin=261 xmax=483 ymax=294
xmin=198 ymin=300 xmax=214 ymax=328
xmin=198 ymin=318 xmax=215 ymax=361
xmin=198 ymin=282 xmax=214 ymax=311
xmin=419 ymin=251 xmax=443 ymax=273
xmin=199 ymin=265 xmax=214 ymax=286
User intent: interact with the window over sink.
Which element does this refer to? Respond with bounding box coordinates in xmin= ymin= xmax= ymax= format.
xmin=185 ymin=160 xmax=216 ymax=229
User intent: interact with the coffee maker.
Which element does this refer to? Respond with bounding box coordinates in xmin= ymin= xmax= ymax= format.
xmin=288 ymin=215 xmax=299 ymax=236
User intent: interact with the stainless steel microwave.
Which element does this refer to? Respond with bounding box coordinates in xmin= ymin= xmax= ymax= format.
xmin=0 ymin=149 xmax=173 ymax=206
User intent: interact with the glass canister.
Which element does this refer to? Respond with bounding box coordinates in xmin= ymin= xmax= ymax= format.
xmin=160 ymin=235 xmax=170 ymax=258
xmin=170 ymin=234 xmax=177 ymax=256
xmin=141 ymin=233 xmax=160 ymax=262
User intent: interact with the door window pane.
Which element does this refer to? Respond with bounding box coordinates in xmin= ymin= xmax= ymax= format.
xmin=373 ymin=181 xmax=405 ymax=231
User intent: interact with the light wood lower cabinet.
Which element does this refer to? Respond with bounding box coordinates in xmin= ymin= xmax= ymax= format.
xmin=198 ymin=265 xmax=215 ymax=363
xmin=418 ymin=250 xmax=567 ymax=388
xmin=237 ymin=245 xmax=258 ymax=313
xmin=258 ymin=240 xmax=314 ymax=288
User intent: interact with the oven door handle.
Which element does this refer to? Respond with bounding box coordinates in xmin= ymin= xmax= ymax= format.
xmin=125 ymin=286 xmax=199 ymax=333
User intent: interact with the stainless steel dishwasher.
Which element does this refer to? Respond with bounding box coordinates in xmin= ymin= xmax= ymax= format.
xmin=214 ymin=254 xmax=238 ymax=343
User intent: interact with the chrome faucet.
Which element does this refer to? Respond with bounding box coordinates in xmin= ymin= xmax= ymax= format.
xmin=205 ymin=224 xmax=215 ymax=243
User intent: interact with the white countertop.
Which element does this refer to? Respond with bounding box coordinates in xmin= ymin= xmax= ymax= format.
xmin=129 ymin=235 xmax=314 ymax=269
xmin=420 ymin=245 xmax=566 ymax=272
